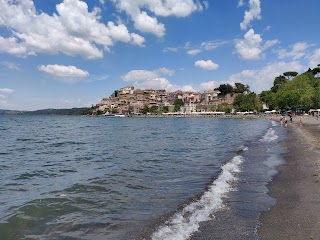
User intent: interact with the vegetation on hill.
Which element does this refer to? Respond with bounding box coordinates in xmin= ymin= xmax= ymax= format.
xmin=259 ymin=64 xmax=320 ymax=111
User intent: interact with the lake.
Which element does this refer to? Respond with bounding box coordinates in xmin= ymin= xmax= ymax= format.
xmin=0 ymin=115 xmax=284 ymax=239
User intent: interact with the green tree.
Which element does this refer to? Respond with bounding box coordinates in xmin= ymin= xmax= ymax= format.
xmin=162 ymin=106 xmax=169 ymax=113
xmin=216 ymin=103 xmax=232 ymax=113
xmin=149 ymin=105 xmax=158 ymax=113
xmin=233 ymin=93 xmax=262 ymax=112
xmin=142 ymin=105 xmax=149 ymax=114
xmin=215 ymin=84 xmax=233 ymax=95
xmin=174 ymin=98 xmax=184 ymax=112
xmin=283 ymin=71 xmax=298 ymax=80
xmin=234 ymin=82 xmax=250 ymax=93
xmin=271 ymin=75 xmax=288 ymax=93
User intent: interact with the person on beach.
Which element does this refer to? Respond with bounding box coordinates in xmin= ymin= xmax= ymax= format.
xmin=284 ymin=117 xmax=288 ymax=127
xmin=299 ymin=116 xmax=302 ymax=127
xmin=280 ymin=115 xmax=283 ymax=126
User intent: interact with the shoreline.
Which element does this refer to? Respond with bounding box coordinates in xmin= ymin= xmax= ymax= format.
xmin=258 ymin=117 xmax=320 ymax=239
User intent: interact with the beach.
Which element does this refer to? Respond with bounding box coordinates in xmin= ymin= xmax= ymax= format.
xmin=259 ymin=116 xmax=320 ymax=239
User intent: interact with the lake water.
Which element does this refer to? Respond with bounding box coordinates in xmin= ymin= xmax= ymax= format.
xmin=0 ymin=115 xmax=285 ymax=240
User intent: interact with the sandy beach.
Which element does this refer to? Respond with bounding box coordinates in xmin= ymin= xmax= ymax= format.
xmin=259 ymin=116 xmax=320 ymax=239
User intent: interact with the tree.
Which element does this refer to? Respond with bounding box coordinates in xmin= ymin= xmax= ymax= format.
xmin=142 ymin=104 xmax=149 ymax=114
xmin=312 ymin=67 xmax=320 ymax=78
xmin=234 ymin=82 xmax=250 ymax=93
xmin=214 ymin=84 xmax=233 ymax=95
xmin=271 ymin=75 xmax=288 ymax=93
xmin=259 ymin=90 xmax=277 ymax=110
xmin=215 ymin=103 xmax=232 ymax=113
xmin=149 ymin=105 xmax=158 ymax=113
xmin=174 ymin=98 xmax=184 ymax=112
xmin=233 ymin=93 xmax=262 ymax=112
xmin=162 ymin=106 xmax=169 ymax=113
xmin=283 ymin=71 xmax=298 ymax=80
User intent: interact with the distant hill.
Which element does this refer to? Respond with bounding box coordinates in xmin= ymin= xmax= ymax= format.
xmin=0 ymin=108 xmax=93 ymax=115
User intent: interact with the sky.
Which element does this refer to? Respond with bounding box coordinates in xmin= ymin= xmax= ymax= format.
xmin=0 ymin=0 xmax=320 ymax=110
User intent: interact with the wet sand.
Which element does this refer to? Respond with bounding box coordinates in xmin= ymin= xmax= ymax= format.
xmin=259 ymin=116 xmax=320 ymax=239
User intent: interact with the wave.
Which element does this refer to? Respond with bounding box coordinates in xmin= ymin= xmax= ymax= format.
xmin=151 ymin=155 xmax=244 ymax=240
xmin=260 ymin=128 xmax=278 ymax=142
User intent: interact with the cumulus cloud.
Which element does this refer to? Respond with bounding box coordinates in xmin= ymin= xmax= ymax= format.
xmin=122 ymin=67 xmax=221 ymax=93
xmin=198 ymin=81 xmax=216 ymax=92
xmin=111 ymin=0 xmax=206 ymax=37
xmin=229 ymin=61 xmax=305 ymax=92
xmin=309 ymin=48 xmax=320 ymax=68
xmin=0 ymin=88 xmax=15 ymax=94
xmin=278 ymin=42 xmax=311 ymax=60
xmin=122 ymin=68 xmax=174 ymax=81
xmin=134 ymin=11 xmax=166 ymax=37
xmin=195 ymin=60 xmax=219 ymax=70
xmin=240 ymin=0 xmax=261 ymax=30
xmin=38 ymin=64 xmax=89 ymax=78
xmin=235 ymin=29 xmax=279 ymax=60
xmin=0 ymin=36 xmax=32 ymax=57
xmin=0 ymin=0 xmax=145 ymax=59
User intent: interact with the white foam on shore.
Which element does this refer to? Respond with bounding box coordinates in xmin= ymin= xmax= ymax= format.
xmin=260 ymin=128 xmax=278 ymax=142
xmin=151 ymin=156 xmax=244 ymax=240
xmin=271 ymin=120 xmax=278 ymax=127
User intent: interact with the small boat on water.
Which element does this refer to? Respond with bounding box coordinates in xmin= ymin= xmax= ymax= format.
xmin=104 ymin=112 xmax=126 ymax=117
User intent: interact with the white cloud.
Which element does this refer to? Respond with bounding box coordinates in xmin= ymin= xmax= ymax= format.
xmin=195 ymin=60 xmax=219 ymax=70
xmin=122 ymin=70 xmax=158 ymax=81
xmin=309 ymin=48 xmax=320 ymax=68
xmin=38 ymin=64 xmax=89 ymax=78
xmin=134 ymin=11 xmax=165 ymax=37
xmin=200 ymin=40 xmax=228 ymax=50
xmin=122 ymin=68 xmax=174 ymax=81
xmin=278 ymin=42 xmax=311 ymax=60
xmin=198 ymin=81 xmax=216 ymax=91
xmin=184 ymin=40 xmax=229 ymax=56
xmin=238 ymin=0 xmax=245 ymax=7
xmin=187 ymin=49 xmax=202 ymax=55
xmin=0 ymin=36 xmax=32 ymax=57
xmin=229 ymin=61 xmax=305 ymax=93
xmin=111 ymin=0 xmax=205 ymax=37
xmin=0 ymin=0 xmax=145 ymax=59
xmin=235 ymin=29 xmax=279 ymax=60
xmin=240 ymin=0 xmax=261 ymax=30
xmin=122 ymin=67 xmax=220 ymax=93
xmin=130 ymin=33 xmax=145 ymax=47
xmin=0 ymin=88 xmax=15 ymax=94
xmin=0 ymin=61 xmax=21 ymax=70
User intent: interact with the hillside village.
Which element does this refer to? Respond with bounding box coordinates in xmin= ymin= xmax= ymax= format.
xmin=96 ymin=86 xmax=240 ymax=115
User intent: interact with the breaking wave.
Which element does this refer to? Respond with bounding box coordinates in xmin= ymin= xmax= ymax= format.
xmin=152 ymin=155 xmax=244 ymax=240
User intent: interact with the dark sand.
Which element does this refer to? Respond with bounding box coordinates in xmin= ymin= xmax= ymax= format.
xmin=259 ymin=117 xmax=320 ymax=239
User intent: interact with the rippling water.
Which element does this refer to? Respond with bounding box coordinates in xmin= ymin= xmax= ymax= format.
xmin=0 ymin=115 xmax=284 ymax=239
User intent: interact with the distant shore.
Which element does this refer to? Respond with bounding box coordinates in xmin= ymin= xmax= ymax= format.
xmin=258 ymin=116 xmax=320 ymax=239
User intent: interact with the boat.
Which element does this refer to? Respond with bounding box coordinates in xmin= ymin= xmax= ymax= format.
xmin=104 ymin=112 xmax=126 ymax=117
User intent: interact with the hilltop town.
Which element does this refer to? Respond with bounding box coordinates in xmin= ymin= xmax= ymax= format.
xmin=96 ymin=86 xmax=242 ymax=115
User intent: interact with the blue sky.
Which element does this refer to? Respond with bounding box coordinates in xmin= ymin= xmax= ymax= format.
xmin=0 ymin=0 xmax=320 ymax=110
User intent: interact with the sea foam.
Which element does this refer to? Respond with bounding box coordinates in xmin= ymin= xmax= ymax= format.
xmin=151 ymin=155 xmax=244 ymax=240
xmin=260 ymin=128 xmax=278 ymax=142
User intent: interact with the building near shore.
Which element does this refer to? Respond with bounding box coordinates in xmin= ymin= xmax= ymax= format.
xmin=97 ymin=86 xmax=237 ymax=114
